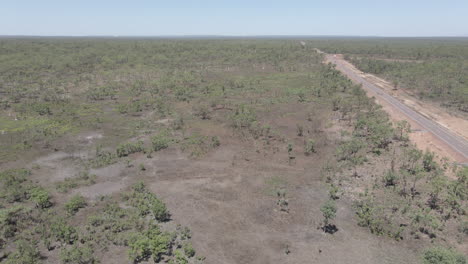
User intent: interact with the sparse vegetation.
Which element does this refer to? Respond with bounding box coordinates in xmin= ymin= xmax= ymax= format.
xmin=0 ymin=37 xmax=466 ymax=263
xmin=56 ymin=172 xmax=97 ymax=193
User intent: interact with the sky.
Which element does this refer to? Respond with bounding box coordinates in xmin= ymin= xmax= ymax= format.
xmin=2 ymin=0 xmax=468 ymax=37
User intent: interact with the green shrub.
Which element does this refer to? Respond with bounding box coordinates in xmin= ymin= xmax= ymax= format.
xmin=60 ymin=244 xmax=96 ymax=264
xmin=211 ymin=136 xmax=221 ymax=148
xmin=320 ymin=199 xmax=337 ymax=227
xmin=171 ymin=115 xmax=184 ymax=130
xmin=50 ymin=217 xmax=79 ymax=244
xmin=183 ymin=243 xmax=196 ymax=258
xmin=304 ymin=139 xmax=316 ymax=155
xmin=117 ymin=100 xmax=143 ymax=114
xmin=116 ymin=141 xmax=144 ymax=157
xmin=229 ymin=105 xmax=257 ymax=131
xmin=354 ymin=198 xmax=384 ymax=235
xmin=173 ymin=249 xmax=188 ymax=264
xmin=30 ymin=102 xmax=52 ymax=116
xmin=0 ymin=206 xmax=30 ymax=239
xmin=152 ymin=133 xmax=170 ymax=152
xmin=383 ymin=171 xmax=398 ymax=187
xmin=411 ymin=208 xmax=441 ymax=238
xmin=90 ymin=149 xmax=117 ymax=168
xmin=29 ymin=187 xmax=52 ymax=208
xmin=3 ymin=239 xmax=41 ymax=264
xmin=0 ymin=169 xmax=31 ymax=203
xmin=328 ymin=184 xmax=339 ymax=200
xmin=422 ymin=247 xmax=466 ymax=264
xmin=128 ymin=183 xmax=170 ymax=222
xmin=296 ymin=124 xmax=304 ymax=137
xmin=459 ymin=221 xmax=468 ymax=235
xmin=422 ymin=151 xmax=437 ymax=172
xmin=181 ymin=133 xmax=219 ymax=158
xmin=65 ymin=195 xmax=87 ymax=215
xmin=128 ymin=225 xmax=172 ymax=263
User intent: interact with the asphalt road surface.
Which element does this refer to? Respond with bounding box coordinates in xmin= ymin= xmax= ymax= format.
xmin=327 ymin=54 xmax=468 ymax=162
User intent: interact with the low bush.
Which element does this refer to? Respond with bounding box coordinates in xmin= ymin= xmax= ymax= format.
xmin=211 ymin=136 xmax=221 ymax=148
xmin=29 ymin=187 xmax=52 ymax=208
xmin=183 ymin=243 xmax=196 ymax=258
xmin=354 ymin=198 xmax=385 ymax=235
xmin=320 ymin=199 xmax=337 ymax=229
xmin=181 ymin=133 xmax=218 ymax=158
xmin=56 ymin=172 xmax=96 ymax=193
xmin=90 ymin=148 xmax=117 ymax=168
xmin=50 ymin=217 xmax=79 ymax=245
xmin=65 ymin=195 xmax=87 ymax=215
xmin=0 ymin=206 xmax=31 ymax=240
xmin=128 ymin=225 xmax=172 ymax=263
xmin=304 ymin=139 xmax=316 ymax=155
xmin=116 ymin=141 xmax=144 ymax=157
xmin=0 ymin=169 xmax=31 ymax=203
xmin=383 ymin=171 xmax=398 ymax=187
xmin=229 ymin=105 xmax=257 ymax=131
xmin=128 ymin=183 xmax=170 ymax=222
xmin=152 ymin=133 xmax=171 ymax=152
xmin=3 ymin=239 xmax=41 ymax=264
xmin=173 ymin=249 xmax=189 ymax=264
xmin=422 ymin=246 xmax=466 ymax=264
xmin=60 ymin=244 xmax=96 ymax=264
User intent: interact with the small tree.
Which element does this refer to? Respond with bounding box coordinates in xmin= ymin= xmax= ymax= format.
xmin=337 ymin=138 xmax=366 ymax=176
xmin=423 ymin=150 xmax=437 ymax=172
xmin=395 ymin=120 xmax=411 ymax=141
xmin=320 ymin=199 xmax=337 ymax=233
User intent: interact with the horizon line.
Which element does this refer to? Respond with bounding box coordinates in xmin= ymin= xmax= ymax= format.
xmin=1 ymin=34 xmax=468 ymax=39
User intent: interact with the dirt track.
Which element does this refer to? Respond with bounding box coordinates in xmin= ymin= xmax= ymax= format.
xmin=325 ymin=53 xmax=468 ymax=164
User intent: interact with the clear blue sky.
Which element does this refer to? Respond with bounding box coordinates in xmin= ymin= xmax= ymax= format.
xmin=2 ymin=0 xmax=467 ymax=36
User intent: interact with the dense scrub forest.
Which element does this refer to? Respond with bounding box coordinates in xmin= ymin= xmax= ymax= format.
xmin=0 ymin=38 xmax=466 ymax=264
xmin=311 ymin=38 xmax=468 ymax=113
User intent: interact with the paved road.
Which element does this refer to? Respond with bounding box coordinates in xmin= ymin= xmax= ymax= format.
xmin=326 ymin=54 xmax=468 ymax=161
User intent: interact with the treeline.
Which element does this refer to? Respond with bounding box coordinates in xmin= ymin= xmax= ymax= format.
xmin=310 ymin=38 xmax=468 ymax=60
xmin=349 ymin=56 xmax=468 ymax=112
xmin=307 ymin=37 xmax=468 ymax=112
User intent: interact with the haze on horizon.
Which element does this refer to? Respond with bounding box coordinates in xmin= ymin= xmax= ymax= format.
xmin=2 ymin=0 xmax=468 ymax=37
